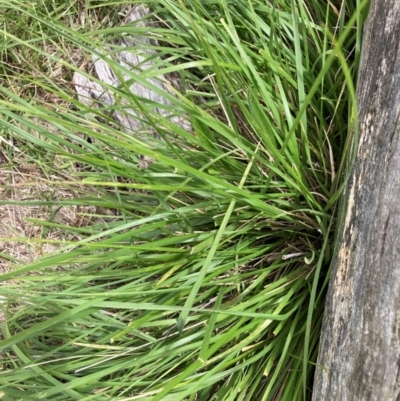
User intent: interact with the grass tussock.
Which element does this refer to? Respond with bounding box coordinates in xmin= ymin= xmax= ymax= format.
xmin=0 ymin=0 xmax=368 ymax=400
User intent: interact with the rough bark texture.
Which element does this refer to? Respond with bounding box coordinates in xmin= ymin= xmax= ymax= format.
xmin=312 ymin=1 xmax=400 ymax=400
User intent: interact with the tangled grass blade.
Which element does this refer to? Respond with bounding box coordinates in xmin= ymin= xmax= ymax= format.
xmin=0 ymin=1 xmax=364 ymax=400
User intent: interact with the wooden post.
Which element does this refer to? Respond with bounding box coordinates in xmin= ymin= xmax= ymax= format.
xmin=312 ymin=1 xmax=400 ymax=400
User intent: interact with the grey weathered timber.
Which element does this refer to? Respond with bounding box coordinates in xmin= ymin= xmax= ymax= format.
xmin=312 ymin=1 xmax=400 ymax=400
xmin=72 ymin=5 xmax=191 ymax=140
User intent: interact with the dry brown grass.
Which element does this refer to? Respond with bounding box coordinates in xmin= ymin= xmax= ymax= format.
xmin=0 ymin=5 xmax=114 ymax=275
xmin=0 ymin=154 xmax=116 ymax=270
xmin=0 ymin=36 xmax=113 ymax=285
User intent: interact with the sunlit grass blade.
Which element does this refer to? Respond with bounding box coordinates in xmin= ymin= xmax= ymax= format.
xmin=0 ymin=0 xmax=366 ymax=399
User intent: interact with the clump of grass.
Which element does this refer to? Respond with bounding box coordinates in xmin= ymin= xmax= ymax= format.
xmin=0 ymin=0 xmax=367 ymax=400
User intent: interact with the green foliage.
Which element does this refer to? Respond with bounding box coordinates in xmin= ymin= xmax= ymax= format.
xmin=0 ymin=0 xmax=368 ymax=399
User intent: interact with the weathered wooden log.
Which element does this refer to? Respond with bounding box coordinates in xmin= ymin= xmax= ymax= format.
xmin=72 ymin=5 xmax=191 ymax=145
xmin=312 ymin=1 xmax=400 ymax=400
